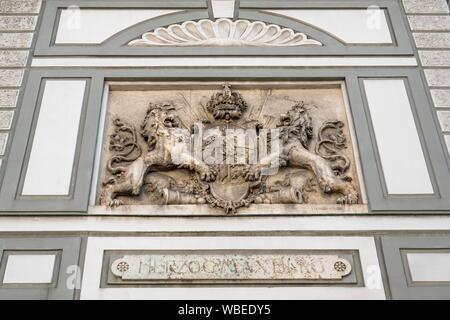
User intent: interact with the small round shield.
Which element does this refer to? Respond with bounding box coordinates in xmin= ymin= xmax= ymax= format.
xmin=210 ymin=181 xmax=250 ymax=202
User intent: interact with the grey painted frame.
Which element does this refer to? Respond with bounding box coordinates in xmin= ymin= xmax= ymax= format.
xmin=32 ymin=0 xmax=414 ymax=57
xmin=0 ymin=237 xmax=82 ymax=300
xmin=381 ymin=236 xmax=450 ymax=299
xmin=16 ymin=78 xmax=91 ymax=201
xmin=357 ymin=75 xmax=448 ymax=211
xmin=0 ymin=72 xmax=104 ymax=212
xmin=1 ymin=67 xmax=449 ymax=214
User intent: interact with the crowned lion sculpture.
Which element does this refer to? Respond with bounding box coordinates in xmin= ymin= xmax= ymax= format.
xmin=245 ymin=102 xmax=359 ymax=205
xmin=100 ymin=102 xmax=216 ymax=207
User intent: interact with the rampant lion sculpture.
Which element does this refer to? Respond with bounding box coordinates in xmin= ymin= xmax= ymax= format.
xmin=100 ymin=102 xmax=216 ymax=207
xmin=246 ymin=102 xmax=359 ymax=205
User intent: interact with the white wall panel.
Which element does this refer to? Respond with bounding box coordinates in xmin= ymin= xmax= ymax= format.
xmin=407 ymin=253 xmax=450 ymax=281
xmin=3 ymin=254 xmax=56 ymax=284
xmin=266 ymin=9 xmax=393 ymax=44
xmin=55 ymin=9 xmax=181 ymax=44
xmin=22 ymin=80 xmax=86 ymax=195
xmin=363 ymin=79 xmax=433 ymax=195
xmin=211 ymin=0 xmax=235 ymax=18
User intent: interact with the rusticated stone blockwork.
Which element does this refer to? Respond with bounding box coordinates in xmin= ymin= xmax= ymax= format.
xmin=0 ymin=0 xmax=41 ymax=171
xmin=403 ymin=0 xmax=450 ymax=156
xmin=96 ymin=82 xmax=362 ymax=214
xmin=0 ymin=0 xmax=41 ymax=14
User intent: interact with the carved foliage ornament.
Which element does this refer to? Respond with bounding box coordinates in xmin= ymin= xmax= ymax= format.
xmin=100 ymin=84 xmax=359 ymax=214
xmin=128 ymin=18 xmax=323 ymax=47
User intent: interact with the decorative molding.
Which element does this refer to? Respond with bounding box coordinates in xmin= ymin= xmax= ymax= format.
xmin=30 ymin=57 xmax=418 ymax=68
xmin=128 ymin=18 xmax=322 ymax=47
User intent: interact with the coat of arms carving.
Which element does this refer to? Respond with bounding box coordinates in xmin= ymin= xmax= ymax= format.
xmin=98 ymin=83 xmax=361 ymax=214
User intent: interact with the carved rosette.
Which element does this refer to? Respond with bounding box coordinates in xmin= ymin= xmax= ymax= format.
xmin=128 ymin=18 xmax=323 ymax=47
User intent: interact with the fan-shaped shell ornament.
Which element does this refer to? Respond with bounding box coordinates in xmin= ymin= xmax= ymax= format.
xmin=128 ymin=18 xmax=323 ymax=47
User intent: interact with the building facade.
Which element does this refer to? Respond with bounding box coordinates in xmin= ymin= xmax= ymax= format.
xmin=0 ymin=0 xmax=450 ymax=299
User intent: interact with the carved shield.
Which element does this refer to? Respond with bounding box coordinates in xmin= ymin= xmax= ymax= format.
xmin=201 ymin=123 xmax=255 ymax=210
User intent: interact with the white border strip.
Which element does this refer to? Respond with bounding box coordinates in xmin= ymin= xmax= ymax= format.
xmin=31 ymin=57 xmax=418 ymax=67
xmin=1 ymin=216 xmax=450 ymax=232
xmin=88 ymin=83 xmax=109 ymax=206
xmin=341 ymin=81 xmax=368 ymax=204
xmin=81 ymin=236 xmax=384 ymax=300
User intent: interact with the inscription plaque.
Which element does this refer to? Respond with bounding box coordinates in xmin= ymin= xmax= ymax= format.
xmin=111 ymin=254 xmax=352 ymax=281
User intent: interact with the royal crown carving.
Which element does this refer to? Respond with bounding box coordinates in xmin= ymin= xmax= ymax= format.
xmin=206 ymin=83 xmax=248 ymax=121
xmin=98 ymin=83 xmax=360 ymax=214
xmin=128 ymin=18 xmax=323 ymax=47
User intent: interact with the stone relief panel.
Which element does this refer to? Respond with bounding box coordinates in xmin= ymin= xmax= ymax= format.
xmin=95 ymin=82 xmax=363 ymax=214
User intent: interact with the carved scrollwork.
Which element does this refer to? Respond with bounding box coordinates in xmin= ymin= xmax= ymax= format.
xmin=315 ymin=120 xmax=351 ymax=178
xmin=105 ymin=119 xmax=142 ymax=179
